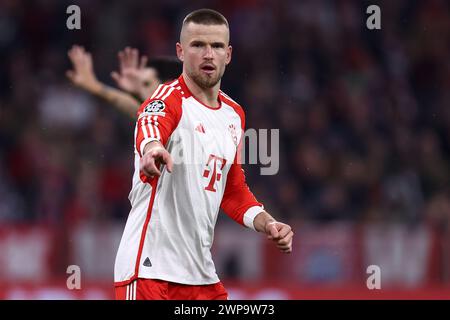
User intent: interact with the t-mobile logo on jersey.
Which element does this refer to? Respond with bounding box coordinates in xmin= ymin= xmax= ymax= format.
xmin=203 ymin=154 xmax=227 ymax=192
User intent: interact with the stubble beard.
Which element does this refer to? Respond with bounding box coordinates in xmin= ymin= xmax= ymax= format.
xmin=189 ymin=67 xmax=224 ymax=89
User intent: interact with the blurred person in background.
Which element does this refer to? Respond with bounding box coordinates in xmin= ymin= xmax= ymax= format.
xmin=66 ymin=45 xmax=181 ymax=117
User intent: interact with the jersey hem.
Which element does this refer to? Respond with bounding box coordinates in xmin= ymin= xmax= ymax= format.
xmin=114 ymin=274 xmax=221 ymax=287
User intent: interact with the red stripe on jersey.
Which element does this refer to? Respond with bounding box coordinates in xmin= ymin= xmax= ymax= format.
xmin=114 ymin=177 xmax=159 ymax=287
xmin=134 ymin=177 xmax=159 ymax=276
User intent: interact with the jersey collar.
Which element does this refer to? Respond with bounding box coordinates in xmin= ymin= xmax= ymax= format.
xmin=178 ymin=75 xmax=223 ymax=110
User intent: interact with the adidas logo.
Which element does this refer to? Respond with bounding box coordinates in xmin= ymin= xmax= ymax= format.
xmin=143 ymin=257 xmax=152 ymax=267
xmin=195 ymin=123 xmax=206 ymax=134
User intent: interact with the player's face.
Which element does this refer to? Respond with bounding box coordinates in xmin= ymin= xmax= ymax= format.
xmin=177 ymin=22 xmax=232 ymax=89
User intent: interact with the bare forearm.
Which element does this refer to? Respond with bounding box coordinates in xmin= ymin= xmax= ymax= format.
xmin=94 ymin=83 xmax=141 ymax=118
xmin=253 ymin=211 xmax=277 ymax=233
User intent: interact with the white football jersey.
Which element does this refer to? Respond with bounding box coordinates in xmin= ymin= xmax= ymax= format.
xmin=114 ymin=75 xmax=263 ymax=286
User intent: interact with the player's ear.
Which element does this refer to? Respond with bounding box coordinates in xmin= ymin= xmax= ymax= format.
xmin=225 ymin=45 xmax=232 ymax=65
xmin=176 ymin=42 xmax=184 ymax=62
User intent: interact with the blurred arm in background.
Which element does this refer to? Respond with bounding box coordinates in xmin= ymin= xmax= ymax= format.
xmin=111 ymin=47 xmax=160 ymax=102
xmin=66 ymin=45 xmax=156 ymax=118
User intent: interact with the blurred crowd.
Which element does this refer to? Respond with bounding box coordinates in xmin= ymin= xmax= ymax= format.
xmin=0 ymin=0 xmax=449 ymax=229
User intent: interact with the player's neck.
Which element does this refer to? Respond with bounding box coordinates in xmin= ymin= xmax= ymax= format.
xmin=183 ymin=73 xmax=221 ymax=109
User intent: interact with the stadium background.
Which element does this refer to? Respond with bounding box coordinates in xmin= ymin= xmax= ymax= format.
xmin=0 ymin=0 xmax=449 ymax=299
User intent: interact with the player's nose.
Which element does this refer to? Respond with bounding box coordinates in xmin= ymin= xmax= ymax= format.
xmin=203 ymin=45 xmax=214 ymax=59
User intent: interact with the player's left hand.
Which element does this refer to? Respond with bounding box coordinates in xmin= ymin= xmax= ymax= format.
xmin=265 ymin=221 xmax=294 ymax=253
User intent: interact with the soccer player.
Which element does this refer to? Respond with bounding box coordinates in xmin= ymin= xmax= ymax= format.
xmin=66 ymin=45 xmax=181 ymax=117
xmin=114 ymin=9 xmax=294 ymax=300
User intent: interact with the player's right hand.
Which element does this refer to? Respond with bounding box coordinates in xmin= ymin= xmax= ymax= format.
xmin=140 ymin=143 xmax=173 ymax=178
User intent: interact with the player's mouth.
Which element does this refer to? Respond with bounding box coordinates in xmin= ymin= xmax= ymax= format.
xmin=200 ymin=64 xmax=216 ymax=75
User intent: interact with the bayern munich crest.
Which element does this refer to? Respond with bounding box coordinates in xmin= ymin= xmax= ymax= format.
xmin=228 ymin=124 xmax=238 ymax=146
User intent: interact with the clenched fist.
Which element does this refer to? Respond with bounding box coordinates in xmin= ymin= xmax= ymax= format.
xmin=253 ymin=212 xmax=294 ymax=253
xmin=265 ymin=221 xmax=294 ymax=253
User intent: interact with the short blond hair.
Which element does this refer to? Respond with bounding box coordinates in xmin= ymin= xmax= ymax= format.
xmin=182 ymin=9 xmax=229 ymax=29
